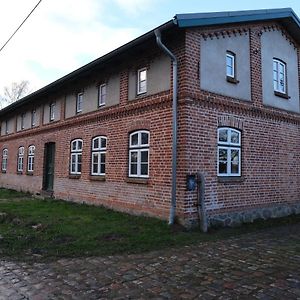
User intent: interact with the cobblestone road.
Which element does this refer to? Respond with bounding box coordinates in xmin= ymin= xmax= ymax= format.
xmin=0 ymin=224 xmax=299 ymax=299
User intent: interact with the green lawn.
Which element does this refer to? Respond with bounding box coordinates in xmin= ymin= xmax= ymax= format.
xmin=0 ymin=188 xmax=299 ymax=261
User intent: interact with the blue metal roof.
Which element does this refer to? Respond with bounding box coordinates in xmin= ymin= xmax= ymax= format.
xmin=175 ymin=8 xmax=300 ymax=28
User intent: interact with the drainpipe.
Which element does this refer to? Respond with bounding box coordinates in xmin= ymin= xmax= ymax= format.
xmin=154 ymin=29 xmax=178 ymax=225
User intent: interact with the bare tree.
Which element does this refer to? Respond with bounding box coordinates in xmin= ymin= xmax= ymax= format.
xmin=0 ymin=80 xmax=31 ymax=109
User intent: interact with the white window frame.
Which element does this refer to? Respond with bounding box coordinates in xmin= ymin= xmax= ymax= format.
xmin=98 ymin=84 xmax=106 ymax=107
xmin=17 ymin=146 xmax=24 ymax=172
xmin=226 ymin=52 xmax=235 ymax=78
xmin=21 ymin=113 xmax=25 ymax=130
xmin=31 ymin=109 xmax=36 ymax=127
xmin=129 ymin=130 xmax=149 ymax=178
xmin=50 ymin=102 xmax=55 ymax=121
xmin=273 ymin=58 xmax=287 ymax=94
xmin=27 ymin=145 xmax=35 ymax=172
xmin=76 ymin=92 xmax=83 ymax=113
xmin=91 ymin=136 xmax=106 ymax=176
xmin=137 ymin=68 xmax=147 ymax=95
xmin=2 ymin=148 xmax=8 ymax=172
xmin=217 ymin=128 xmax=241 ymax=177
xmin=5 ymin=120 xmax=8 ymax=135
xmin=70 ymin=139 xmax=83 ymax=175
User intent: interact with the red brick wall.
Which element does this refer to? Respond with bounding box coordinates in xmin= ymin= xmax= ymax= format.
xmin=179 ymin=23 xmax=300 ymax=225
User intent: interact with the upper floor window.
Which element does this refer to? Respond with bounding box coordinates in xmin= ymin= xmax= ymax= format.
xmin=226 ymin=51 xmax=239 ymax=84
xmin=31 ymin=110 xmax=36 ymax=127
xmin=50 ymin=102 xmax=55 ymax=121
xmin=91 ymin=136 xmax=106 ymax=176
xmin=217 ymin=128 xmax=241 ymax=177
xmin=21 ymin=113 xmax=25 ymax=130
xmin=273 ymin=58 xmax=287 ymax=95
xmin=98 ymin=84 xmax=106 ymax=107
xmin=27 ymin=145 xmax=35 ymax=172
xmin=5 ymin=120 xmax=8 ymax=135
xmin=70 ymin=139 xmax=83 ymax=175
xmin=129 ymin=130 xmax=149 ymax=178
xmin=76 ymin=92 xmax=83 ymax=113
xmin=17 ymin=146 xmax=25 ymax=172
xmin=137 ymin=68 xmax=147 ymax=95
xmin=2 ymin=148 xmax=8 ymax=172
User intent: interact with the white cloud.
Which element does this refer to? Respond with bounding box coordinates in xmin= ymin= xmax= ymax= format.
xmin=0 ymin=0 xmax=141 ymax=95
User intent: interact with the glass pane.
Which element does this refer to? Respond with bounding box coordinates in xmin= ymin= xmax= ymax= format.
xmin=130 ymin=151 xmax=138 ymax=162
xmin=218 ymin=129 xmax=228 ymax=143
xmin=131 ymin=134 xmax=138 ymax=146
xmin=231 ymin=131 xmax=240 ymax=144
xmin=231 ymin=149 xmax=240 ymax=174
xmin=139 ymin=80 xmax=146 ymax=93
xmin=72 ymin=142 xmax=76 ymax=151
xmin=219 ymin=148 xmax=228 ymax=161
xmin=226 ymin=66 xmax=233 ymax=76
xmin=93 ymin=153 xmax=99 ymax=164
xmin=139 ymin=70 xmax=146 ymax=81
xmin=100 ymin=163 xmax=105 ymax=174
xmin=141 ymin=163 xmax=148 ymax=175
xmin=141 ymin=151 xmax=148 ymax=163
xmin=71 ymin=163 xmax=76 ymax=173
xmin=93 ymin=138 xmax=99 ymax=150
xmin=219 ymin=161 xmax=227 ymax=174
xmin=78 ymin=163 xmax=82 ymax=173
xmin=71 ymin=155 xmax=76 ymax=164
xmin=78 ymin=141 xmax=82 ymax=150
xmin=31 ymin=157 xmax=35 ymax=171
xmin=130 ymin=164 xmax=137 ymax=175
xmin=93 ymin=163 xmax=98 ymax=174
xmin=141 ymin=132 xmax=148 ymax=145
xmin=100 ymin=153 xmax=105 ymax=163
xmin=78 ymin=154 xmax=82 ymax=164
xmin=101 ymin=138 xmax=106 ymax=149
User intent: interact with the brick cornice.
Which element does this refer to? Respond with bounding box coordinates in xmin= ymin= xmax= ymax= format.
xmin=182 ymin=92 xmax=300 ymax=125
xmin=0 ymin=91 xmax=172 ymax=142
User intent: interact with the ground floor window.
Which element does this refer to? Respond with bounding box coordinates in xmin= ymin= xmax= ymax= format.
xmin=17 ymin=146 xmax=24 ymax=172
xmin=27 ymin=145 xmax=35 ymax=172
xmin=70 ymin=139 xmax=83 ymax=175
xmin=2 ymin=149 xmax=8 ymax=172
xmin=91 ymin=136 xmax=106 ymax=175
xmin=129 ymin=130 xmax=149 ymax=178
xmin=217 ymin=127 xmax=241 ymax=176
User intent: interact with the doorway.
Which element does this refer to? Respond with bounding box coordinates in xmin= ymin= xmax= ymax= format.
xmin=43 ymin=142 xmax=55 ymax=191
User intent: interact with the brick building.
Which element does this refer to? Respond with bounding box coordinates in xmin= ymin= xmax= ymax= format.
xmin=0 ymin=8 xmax=300 ymax=228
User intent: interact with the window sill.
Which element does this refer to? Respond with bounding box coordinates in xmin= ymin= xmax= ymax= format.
xmin=218 ymin=176 xmax=244 ymax=183
xmin=1 ymin=170 xmax=6 ymax=174
xmin=274 ymin=91 xmax=290 ymax=99
xmin=89 ymin=175 xmax=106 ymax=181
xmin=17 ymin=171 xmax=23 ymax=175
xmin=226 ymin=76 xmax=239 ymax=84
xmin=69 ymin=174 xmax=81 ymax=179
xmin=26 ymin=172 xmax=34 ymax=176
xmin=126 ymin=177 xmax=149 ymax=185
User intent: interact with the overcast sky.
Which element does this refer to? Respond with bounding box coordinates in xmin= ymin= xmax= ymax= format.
xmin=0 ymin=0 xmax=300 ymax=97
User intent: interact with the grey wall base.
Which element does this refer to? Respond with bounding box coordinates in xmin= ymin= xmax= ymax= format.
xmin=208 ymin=203 xmax=300 ymax=228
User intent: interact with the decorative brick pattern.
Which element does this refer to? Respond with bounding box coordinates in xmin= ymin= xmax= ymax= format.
xmin=0 ymin=21 xmax=299 ymax=227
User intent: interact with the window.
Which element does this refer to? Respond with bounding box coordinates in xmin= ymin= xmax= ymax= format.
xmin=31 ymin=110 xmax=36 ymax=127
xmin=129 ymin=130 xmax=149 ymax=178
xmin=27 ymin=145 xmax=35 ymax=172
xmin=137 ymin=68 xmax=147 ymax=95
xmin=50 ymin=102 xmax=55 ymax=121
xmin=70 ymin=139 xmax=83 ymax=175
xmin=21 ymin=113 xmax=25 ymax=130
xmin=76 ymin=92 xmax=83 ymax=113
xmin=91 ymin=136 xmax=106 ymax=176
xmin=17 ymin=146 xmax=24 ymax=172
xmin=2 ymin=149 xmax=8 ymax=172
xmin=5 ymin=120 xmax=8 ymax=135
xmin=226 ymin=51 xmax=237 ymax=81
xmin=273 ymin=59 xmax=287 ymax=94
xmin=98 ymin=84 xmax=106 ymax=107
xmin=217 ymin=128 xmax=241 ymax=177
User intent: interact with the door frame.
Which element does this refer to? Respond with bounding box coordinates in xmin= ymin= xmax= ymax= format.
xmin=42 ymin=142 xmax=56 ymax=191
